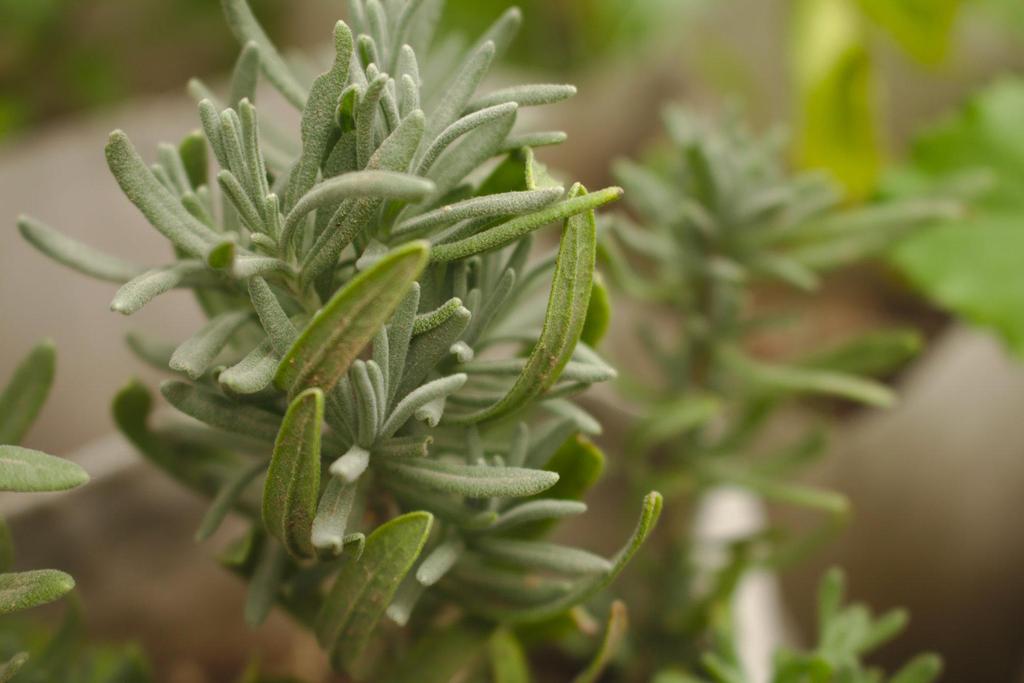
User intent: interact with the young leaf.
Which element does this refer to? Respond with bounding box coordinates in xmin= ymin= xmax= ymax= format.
xmin=312 ymin=477 xmax=358 ymax=555
xmin=285 ymin=22 xmax=354 ymax=210
xmin=0 ymin=341 xmax=55 ymax=445
xmin=0 ymin=570 xmax=75 ymax=614
xmin=316 ymin=511 xmax=433 ymax=672
xmin=467 ymin=83 xmax=577 ymax=113
xmin=0 ymin=446 xmax=88 ymax=493
xmin=275 ymin=241 xmax=430 ymax=395
xmin=111 ymin=262 xmax=208 ymax=315
xmin=263 ymin=389 xmax=324 ymax=559
xmin=377 ymin=457 xmax=558 ymax=498
xmin=488 ymin=500 xmax=587 ymax=533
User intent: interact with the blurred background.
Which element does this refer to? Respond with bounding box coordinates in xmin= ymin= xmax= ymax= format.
xmin=2 ymin=0 xmax=1024 ymax=681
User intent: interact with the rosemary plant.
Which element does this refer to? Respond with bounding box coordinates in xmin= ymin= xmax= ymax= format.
xmin=0 ymin=342 xmax=89 ymax=679
xmin=601 ymin=108 xmax=955 ymax=679
xmin=18 ymin=0 xmax=659 ymax=678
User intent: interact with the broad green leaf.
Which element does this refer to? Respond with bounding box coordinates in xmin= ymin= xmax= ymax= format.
xmin=17 ymin=216 xmax=146 ymax=284
xmin=0 ymin=570 xmax=75 ymax=614
xmin=285 ymin=22 xmax=353 ymax=211
xmin=377 ymin=457 xmax=558 ymax=498
xmin=221 ymin=0 xmax=307 ymax=109
xmin=572 ymin=600 xmax=628 ymax=683
xmin=0 ymin=446 xmax=88 ymax=493
xmin=276 ymin=241 xmax=430 ymax=395
xmin=384 ymin=620 xmax=493 ymax=683
xmin=316 ymin=511 xmax=433 ymax=673
xmin=447 ymin=184 xmax=601 ymax=424
xmin=489 ymin=629 xmax=531 ymax=683
xmin=791 ymin=0 xmax=881 ymax=198
xmin=0 ymin=341 xmax=55 ymax=445
xmin=263 ymin=389 xmax=323 ymax=559
xmin=106 ymin=131 xmax=220 ymax=256
xmin=887 ymin=79 xmax=1024 ymax=356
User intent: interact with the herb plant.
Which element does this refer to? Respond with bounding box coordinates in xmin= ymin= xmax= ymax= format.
xmin=0 ymin=342 xmax=89 ymax=679
xmin=18 ymin=0 xmax=659 ymax=679
xmin=601 ymin=107 xmax=955 ymax=680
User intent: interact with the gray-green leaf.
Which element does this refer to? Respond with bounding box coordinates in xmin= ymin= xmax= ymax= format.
xmin=0 ymin=446 xmax=89 ymax=493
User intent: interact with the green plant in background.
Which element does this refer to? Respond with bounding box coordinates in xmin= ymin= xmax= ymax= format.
xmin=885 ymin=78 xmax=1024 ymax=356
xmin=18 ymin=0 xmax=660 ymax=679
xmin=653 ymin=569 xmax=942 ymax=683
xmin=601 ymin=107 xmax=953 ymax=680
xmin=0 ymin=342 xmax=89 ymax=679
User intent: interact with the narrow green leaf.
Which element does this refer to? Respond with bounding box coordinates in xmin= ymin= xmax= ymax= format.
xmin=285 ymin=21 xmax=354 ymax=210
xmin=581 ymin=274 xmax=611 ymax=348
xmin=629 ymin=395 xmax=722 ymax=453
xmin=394 ymin=188 xmax=563 ymax=239
xmin=264 ymin=389 xmax=323 ymax=559
xmin=283 ymin=171 xmax=435 ymax=247
xmin=276 ymin=241 xmax=430 ymax=395
xmin=473 ymin=538 xmax=612 ymax=576
xmin=0 ymin=341 xmax=55 ymax=445
xmin=447 ymin=185 xmax=601 ymax=424
xmin=219 ymin=338 xmax=278 ymax=395
xmin=312 ymin=477 xmax=358 ymax=555
xmin=722 ymin=349 xmax=896 ymax=408
xmin=110 ymin=261 xmax=207 ymax=315
xmin=161 ymin=380 xmax=281 ymax=443
xmin=378 ymin=457 xmax=558 ymax=498
xmin=380 ymin=373 xmax=467 ymax=437
xmin=415 ymin=102 xmax=517 ymax=177
xmin=467 ymin=84 xmax=577 ymax=114
xmin=316 ymin=511 xmax=433 ymax=672
xmin=221 ymin=0 xmax=307 ymax=109
xmin=229 ymin=41 xmax=261 ymax=107
xmin=245 ymin=540 xmax=288 ymax=626
xmin=196 ymin=458 xmax=265 ymax=541
xmin=489 ymin=500 xmax=587 ymax=532
xmin=106 ymin=131 xmax=219 ymax=256
xmin=0 ymin=521 xmax=12 ymax=573
xmin=431 ymin=186 xmax=617 ymax=264
xmin=0 ymin=446 xmax=88 ymax=493
xmin=18 ymin=215 xmax=146 ymax=284
xmin=572 ymin=600 xmax=628 ymax=683
xmin=301 ymin=111 xmax=426 ymax=282
xmin=425 ymin=105 xmax=517 ymax=200
xmin=0 ymin=570 xmax=75 ymax=614
xmin=248 ymin=277 xmax=298 ymax=357
xmin=426 ymin=41 xmax=495 ymax=143
xmin=169 ymin=311 xmax=251 ymax=380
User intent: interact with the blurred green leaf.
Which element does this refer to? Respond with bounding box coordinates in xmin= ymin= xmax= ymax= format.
xmin=855 ymin=0 xmax=961 ymax=65
xmin=0 ymin=342 xmax=55 ymax=446
xmin=792 ymin=0 xmax=881 ymax=198
xmin=887 ymin=78 xmax=1024 ymax=355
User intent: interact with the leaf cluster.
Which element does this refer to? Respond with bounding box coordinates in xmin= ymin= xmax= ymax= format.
xmin=18 ymin=0 xmax=658 ymax=677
